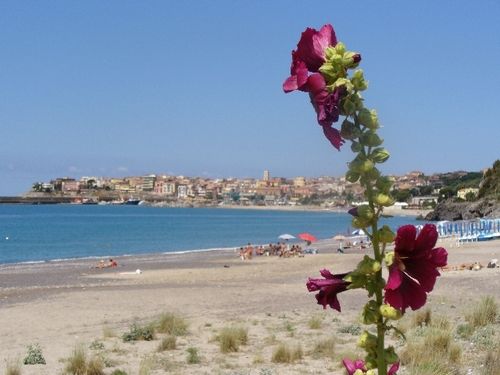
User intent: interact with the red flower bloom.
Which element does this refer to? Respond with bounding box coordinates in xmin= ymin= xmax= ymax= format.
xmin=343 ymin=359 xmax=399 ymax=375
xmin=295 ymin=24 xmax=337 ymax=72
xmin=282 ymin=24 xmax=336 ymax=93
xmin=384 ymin=224 xmax=448 ymax=312
xmin=306 ymin=269 xmax=350 ymax=311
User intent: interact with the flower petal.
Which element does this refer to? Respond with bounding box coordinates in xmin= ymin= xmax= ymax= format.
xmin=322 ymin=127 xmax=344 ymax=150
xmin=385 ymin=264 xmax=403 ymax=290
xmin=431 ymin=247 xmax=448 ymax=267
xmin=404 ymin=259 xmax=440 ymax=292
xmin=385 ymin=273 xmax=427 ymax=312
xmin=395 ymin=225 xmax=416 ymax=254
xmin=342 ymin=358 xmax=357 ymax=374
xmin=415 ymin=224 xmax=438 ymax=252
xmin=388 ymin=362 xmax=400 ymax=375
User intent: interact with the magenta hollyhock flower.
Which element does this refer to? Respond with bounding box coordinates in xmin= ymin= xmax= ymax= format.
xmin=384 ymin=224 xmax=448 ymax=312
xmin=343 ymin=359 xmax=399 ymax=374
xmin=343 ymin=358 xmax=367 ymax=374
xmin=306 ymin=269 xmax=350 ymax=311
xmin=282 ymin=24 xmax=336 ymax=93
xmin=295 ymin=24 xmax=337 ymax=72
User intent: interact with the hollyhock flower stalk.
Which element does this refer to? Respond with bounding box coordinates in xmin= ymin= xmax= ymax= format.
xmin=285 ymin=24 xmax=447 ymax=375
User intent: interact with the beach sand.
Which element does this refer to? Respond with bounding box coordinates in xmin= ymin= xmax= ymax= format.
xmin=0 ymin=239 xmax=498 ymax=374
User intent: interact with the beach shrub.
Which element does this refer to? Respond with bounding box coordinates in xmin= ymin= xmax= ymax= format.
xmin=86 ymin=356 xmax=105 ymax=375
xmin=64 ymin=345 xmax=87 ymax=375
xmin=338 ymin=323 xmax=361 ymax=336
xmin=156 ymin=312 xmax=188 ymax=336
xmin=399 ymin=324 xmax=461 ymax=374
xmin=218 ymin=326 xmax=248 ymax=353
xmin=466 ymin=296 xmax=498 ymax=328
xmin=482 ymin=347 xmax=500 ymax=375
xmin=271 ymin=343 xmax=303 ymax=363
xmin=122 ymin=323 xmax=155 ymax=342
xmin=186 ymin=347 xmax=201 ymax=364
xmin=89 ymin=340 xmax=105 ymax=350
xmin=308 ymin=315 xmax=323 ymax=329
xmin=23 ymin=343 xmax=46 ymax=365
xmin=311 ymin=337 xmax=336 ymax=360
xmin=4 ymin=360 xmax=22 ymax=375
xmin=157 ymin=335 xmax=176 ymax=351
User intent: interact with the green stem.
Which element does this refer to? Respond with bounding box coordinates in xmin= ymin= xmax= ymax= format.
xmin=364 ymin=154 xmax=387 ymax=375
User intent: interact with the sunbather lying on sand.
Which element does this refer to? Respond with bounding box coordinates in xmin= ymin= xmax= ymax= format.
xmin=95 ymin=258 xmax=118 ymax=269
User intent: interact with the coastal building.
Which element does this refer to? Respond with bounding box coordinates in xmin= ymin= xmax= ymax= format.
xmin=141 ymin=175 xmax=156 ymax=192
xmin=293 ymin=176 xmax=306 ymax=187
xmin=263 ymin=170 xmax=270 ymax=181
xmin=457 ymin=188 xmax=479 ymax=200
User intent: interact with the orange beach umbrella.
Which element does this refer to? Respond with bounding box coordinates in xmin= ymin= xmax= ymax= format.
xmin=298 ymin=233 xmax=318 ymax=243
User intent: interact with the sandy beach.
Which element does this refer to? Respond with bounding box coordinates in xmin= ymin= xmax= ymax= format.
xmin=1 ymin=238 xmax=498 ymax=374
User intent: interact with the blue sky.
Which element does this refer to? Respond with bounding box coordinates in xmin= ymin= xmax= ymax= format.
xmin=1 ymin=1 xmax=499 ymax=195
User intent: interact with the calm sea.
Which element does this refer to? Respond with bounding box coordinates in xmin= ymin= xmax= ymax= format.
xmin=0 ymin=205 xmax=420 ymax=264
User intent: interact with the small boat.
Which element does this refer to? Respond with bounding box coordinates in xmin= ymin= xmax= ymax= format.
xmin=123 ymin=198 xmax=141 ymax=205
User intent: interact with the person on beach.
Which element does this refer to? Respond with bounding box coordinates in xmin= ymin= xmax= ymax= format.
xmin=95 ymin=258 xmax=118 ymax=268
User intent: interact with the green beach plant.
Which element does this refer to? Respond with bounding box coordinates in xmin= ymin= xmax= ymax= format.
xmin=156 ymin=312 xmax=188 ymax=336
xmin=122 ymin=322 xmax=155 ymax=342
xmin=217 ymin=326 xmax=248 ymax=353
xmin=283 ymin=23 xmax=449 ymax=374
xmin=186 ymin=347 xmax=201 ymax=364
xmin=64 ymin=345 xmax=87 ymax=375
xmin=23 ymin=343 xmax=46 ymax=365
xmin=271 ymin=343 xmax=303 ymax=364
xmin=157 ymin=335 xmax=177 ymax=351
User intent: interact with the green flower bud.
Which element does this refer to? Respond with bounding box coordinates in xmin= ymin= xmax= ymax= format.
xmin=357 ymin=205 xmax=374 ymax=221
xmin=346 ymin=170 xmax=360 ymax=183
xmin=351 ymin=141 xmax=363 ymax=153
xmin=340 ymin=119 xmax=356 ymax=140
xmin=369 ymin=109 xmax=379 ymax=129
xmin=384 ymin=346 xmax=399 ymax=364
xmin=353 ymin=370 xmax=364 ymax=375
xmin=366 ymin=370 xmax=376 ymax=375
xmin=351 ymin=69 xmax=368 ymax=91
xmin=352 ymin=217 xmax=369 ymax=229
xmin=363 ymin=167 xmax=381 ymax=182
xmin=357 ymin=255 xmax=381 ymax=275
xmin=342 ymin=51 xmax=359 ymax=68
xmin=358 ymin=331 xmax=377 ymax=349
xmin=360 ymin=132 xmax=383 ymax=147
xmin=362 ymin=300 xmax=380 ymax=325
xmin=380 ymin=304 xmax=403 ymax=320
xmin=345 ymin=270 xmax=366 ymax=289
xmin=374 ymin=193 xmax=394 ymax=207
xmin=376 ymin=176 xmax=394 ymax=193
xmin=371 ymin=148 xmax=390 ymax=163
xmin=342 ymin=96 xmax=357 ymax=116
xmin=384 ymin=251 xmax=395 ymax=266
xmin=358 ymin=108 xmax=373 ymax=128
xmin=364 ymin=355 xmax=378 ymax=370
xmin=331 ymin=77 xmax=353 ymax=93
xmin=335 ymin=42 xmax=346 ymax=55
xmin=378 ymin=225 xmax=395 ymax=243
xmin=359 ymin=160 xmax=374 ymax=174
xmin=324 ymin=46 xmax=336 ymax=60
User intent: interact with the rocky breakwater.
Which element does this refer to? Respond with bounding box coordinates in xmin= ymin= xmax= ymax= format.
xmin=425 ymin=197 xmax=500 ymax=221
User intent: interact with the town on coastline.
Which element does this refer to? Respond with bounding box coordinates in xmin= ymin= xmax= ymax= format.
xmin=10 ymin=169 xmax=487 ymax=211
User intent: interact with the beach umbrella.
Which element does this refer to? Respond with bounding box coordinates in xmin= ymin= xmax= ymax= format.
xmin=278 ymin=234 xmax=295 ymax=240
xmin=333 ymin=234 xmax=347 ymax=241
xmin=298 ymin=233 xmax=318 ymax=243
